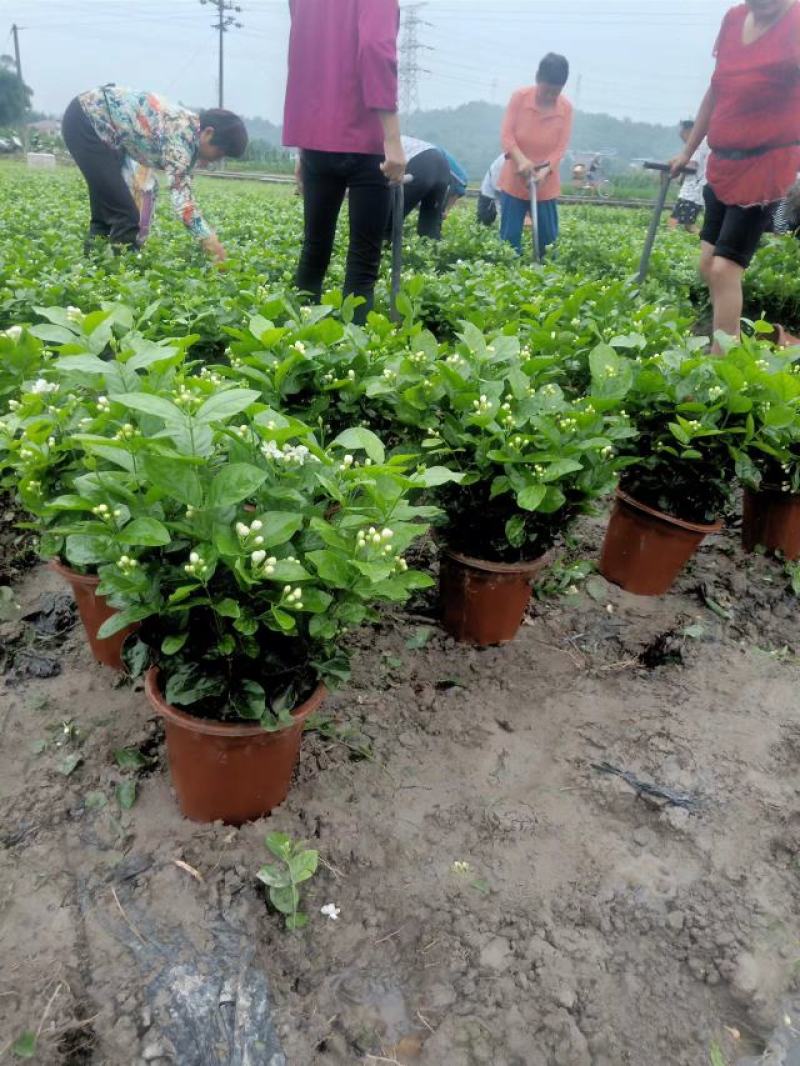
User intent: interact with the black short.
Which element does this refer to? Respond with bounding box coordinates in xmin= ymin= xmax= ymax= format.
xmin=671 ymin=198 xmax=702 ymax=225
xmin=699 ymin=183 xmax=777 ymax=268
xmin=476 ymin=193 xmax=497 ymax=226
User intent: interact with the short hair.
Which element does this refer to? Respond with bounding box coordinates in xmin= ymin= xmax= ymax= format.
xmin=680 ymin=119 xmax=695 ymax=133
xmin=536 ymin=53 xmax=569 ymax=88
xmin=198 ymin=109 xmax=249 ymax=158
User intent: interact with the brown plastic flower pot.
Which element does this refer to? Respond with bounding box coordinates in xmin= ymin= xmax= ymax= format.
xmin=599 ymin=489 xmax=722 ymax=596
xmin=49 ymin=559 xmax=138 ymax=670
xmin=439 ymin=548 xmax=550 ymax=647
xmin=145 ymin=668 xmax=326 ymax=825
xmin=742 ymin=486 xmax=800 ymax=561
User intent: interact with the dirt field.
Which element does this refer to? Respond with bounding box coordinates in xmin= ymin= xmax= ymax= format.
xmin=2 ymin=505 xmax=799 ymax=1066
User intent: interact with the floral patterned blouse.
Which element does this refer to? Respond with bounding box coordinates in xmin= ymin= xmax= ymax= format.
xmin=78 ymin=86 xmax=213 ymax=240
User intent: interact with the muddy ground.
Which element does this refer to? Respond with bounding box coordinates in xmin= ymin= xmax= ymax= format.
xmin=1 ymin=506 xmax=800 ymax=1066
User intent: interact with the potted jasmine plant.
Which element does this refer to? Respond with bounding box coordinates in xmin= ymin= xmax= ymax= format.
xmin=595 ymin=342 xmax=747 ymax=595
xmin=407 ymin=326 xmax=635 ymax=645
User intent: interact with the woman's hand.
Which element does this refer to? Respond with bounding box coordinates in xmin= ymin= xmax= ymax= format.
xmin=514 ymin=155 xmax=535 ymax=180
xmin=532 ymin=163 xmax=552 ymax=184
xmin=381 ymin=135 xmax=406 ymax=184
xmin=669 ymin=150 xmax=693 ymax=178
xmin=201 ymin=235 xmax=227 ymax=263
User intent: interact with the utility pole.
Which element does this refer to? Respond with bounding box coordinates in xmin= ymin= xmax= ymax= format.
xmin=199 ymin=0 xmax=243 ymax=109
xmin=11 ymin=24 xmax=29 ymax=154
xmin=399 ymin=3 xmax=432 ymax=115
xmin=11 ymin=23 xmax=22 ymax=82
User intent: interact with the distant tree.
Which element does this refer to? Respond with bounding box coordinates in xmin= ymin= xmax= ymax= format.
xmin=0 ymin=55 xmax=33 ymax=126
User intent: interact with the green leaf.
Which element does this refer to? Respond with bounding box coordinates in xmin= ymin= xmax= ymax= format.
xmin=270 ymin=884 xmax=300 ymax=915
xmin=256 ymin=862 xmax=291 ymax=889
xmin=110 ymin=391 xmax=184 ymax=423
xmin=287 ymin=849 xmax=319 ymax=883
xmin=58 ymin=752 xmax=82 ymax=776
xmin=11 ymin=1031 xmax=37 ymax=1058
xmin=542 ymin=459 xmax=584 ymax=482
xmin=215 ymin=598 xmax=241 ymax=619
xmin=232 ymin=679 xmax=266 ymax=720
xmin=413 ymin=465 xmax=464 ymax=488
xmin=97 ymin=605 xmax=151 ymax=639
xmin=332 ymin=427 xmax=385 ymax=464
xmin=265 ymin=831 xmax=292 ymax=858
xmin=285 ymin=912 xmax=309 ymax=930
xmin=118 ymin=517 xmax=171 ymax=547
xmin=506 ymin=515 xmax=526 ymax=547
xmin=517 ymin=484 xmax=547 ymax=511
xmin=254 ymin=511 xmax=304 ymax=548
xmin=114 ymin=748 xmax=147 ymax=771
xmin=30 ymin=323 xmax=77 ymax=344
xmin=208 ymin=463 xmax=268 ymax=509
xmin=142 ymin=454 xmax=203 ymax=507
xmin=306 ymin=549 xmax=352 ymax=587
xmin=164 ymin=664 xmax=226 ymax=706
xmin=161 ymin=633 xmax=188 ymax=655
xmin=116 ymin=780 xmax=137 ymax=810
xmin=65 ymin=533 xmax=114 ymax=567
xmin=195 ymin=388 xmax=260 ymax=423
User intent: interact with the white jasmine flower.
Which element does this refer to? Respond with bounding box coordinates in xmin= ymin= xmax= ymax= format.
xmin=30 ymin=378 xmax=58 ymax=395
xmin=320 ymin=903 xmax=340 ymax=920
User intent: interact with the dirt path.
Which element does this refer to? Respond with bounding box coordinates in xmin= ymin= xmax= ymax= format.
xmin=1 ymin=517 xmax=799 ymax=1065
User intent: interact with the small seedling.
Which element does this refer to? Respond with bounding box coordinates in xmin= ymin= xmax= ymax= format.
xmin=11 ymin=1031 xmax=36 ymax=1058
xmin=306 ymin=712 xmax=374 ymax=761
xmin=257 ymin=831 xmax=319 ymax=930
xmin=708 ymin=1042 xmax=728 ymax=1066
xmin=114 ymin=747 xmax=149 ymax=771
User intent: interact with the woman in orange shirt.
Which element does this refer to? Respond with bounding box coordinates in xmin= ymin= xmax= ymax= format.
xmin=498 ymin=53 xmax=573 ymax=256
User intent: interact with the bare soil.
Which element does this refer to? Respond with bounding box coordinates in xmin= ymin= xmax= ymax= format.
xmin=2 ymin=512 xmax=800 ymax=1066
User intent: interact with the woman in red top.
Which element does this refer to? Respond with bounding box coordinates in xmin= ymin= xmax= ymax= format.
xmin=673 ymin=0 xmax=800 ymax=350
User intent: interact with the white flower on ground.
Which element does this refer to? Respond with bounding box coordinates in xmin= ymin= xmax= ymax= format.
xmin=320 ymin=903 xmax=340 ymax=920
xmin=452 ymin=860 xmax=470 ymax=875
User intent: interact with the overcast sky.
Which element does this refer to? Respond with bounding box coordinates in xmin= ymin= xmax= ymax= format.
xmin=0 ymin=0 xmax=731 ymax=126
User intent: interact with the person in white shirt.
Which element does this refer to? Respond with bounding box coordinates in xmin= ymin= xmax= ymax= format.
xmin=477 ymin=153 xmax=505 ymax=225
xmin=391 ymin=135 xmax=468 ymax=239
xmin=669 ymin=121 xmax=710 ymax=233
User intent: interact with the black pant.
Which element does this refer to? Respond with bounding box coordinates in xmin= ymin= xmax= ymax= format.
xmin=476 ymin=193 xmax=498 ymax=226
xmin=402 ymin=148 xmax=451 ymax=239
xmin=62 ymin=96 xmax=140 ymax=251
xmin=297 ymin=149 xmax=390 ymax=326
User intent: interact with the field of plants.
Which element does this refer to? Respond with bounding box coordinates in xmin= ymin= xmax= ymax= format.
xmin=2 ymin=162 xmax=800 ymax=1066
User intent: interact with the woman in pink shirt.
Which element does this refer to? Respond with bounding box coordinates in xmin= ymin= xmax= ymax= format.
xmin=283 ymin=0 xmax=405 ymax=325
